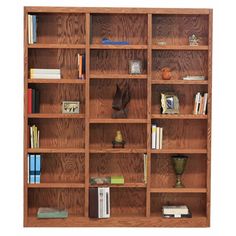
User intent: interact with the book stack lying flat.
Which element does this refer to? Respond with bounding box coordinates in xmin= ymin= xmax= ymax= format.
xmin=29 ymin=125 xmax=40 ymax=148
xmin=182 ymin=75 xmax=205 ymax=81
xmin=89 ymin=187 xmax=110 ymax=218
xmin=28 ymin=14 xmax=37 ymax=44
xmin=28 ymin=88 xmax=40 ymax=113
xmin=162 ymin=205 xmax=192 ymax=218
xmin=151 ymin=124 xmax=163 ymax=149
xmin=37 ymin=207 xmax=68 ymax=219
xmin=30 ymin=69 xmax=61 ymax=79
xmin=193 ymin=92 xmax=208 ymax=115
xmin=28 ymin=154 xmax=41 ymax=184
xmin=90 ymin=176 xmax=125 ymax=185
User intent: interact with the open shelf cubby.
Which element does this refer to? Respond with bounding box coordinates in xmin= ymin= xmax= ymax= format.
xmin=24 ymin=7 xmax=212 ymax=227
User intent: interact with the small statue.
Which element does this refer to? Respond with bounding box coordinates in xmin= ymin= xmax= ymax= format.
xmin=112 ymin=131 xmax=125 ymax=148
xmin=189 ymin=34 xmax=199 ymax=46
xmin=161 ymin=67 xmax=171 ymax=80
xmin=112 ymin=82 xmax=131 ymax=118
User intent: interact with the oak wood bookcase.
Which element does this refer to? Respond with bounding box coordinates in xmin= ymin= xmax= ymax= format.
xmin=24 ymin=7 xmax=212 ymax=227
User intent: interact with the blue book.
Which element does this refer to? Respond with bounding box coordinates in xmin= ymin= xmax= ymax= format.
xmin=32 ymin=15 xmax=37 ymax=43
xmin=35 ymin=154 xmax=41 ymax=184
xmin=29 ymin=154 xmax=35 ymax=184
xmin=101 ymin=38 xmax=129 ymax=45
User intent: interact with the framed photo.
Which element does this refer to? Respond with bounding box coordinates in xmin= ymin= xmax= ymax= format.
xmin=62 ymin=101 xmax=80 ymax=114
xmin=129 ymin=60 xmax=142 ymax=74
xmin=161 ymin=93 xmax=179 ymax=114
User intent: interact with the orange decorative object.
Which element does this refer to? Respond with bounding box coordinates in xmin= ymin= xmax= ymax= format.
xmin=161 ymin=67 xmax=172 ymax=80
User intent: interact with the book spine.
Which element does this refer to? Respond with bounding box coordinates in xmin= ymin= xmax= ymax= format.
xmin=82 ymin=54 xmax=86 ymax=76
xmin=28 ymin=15 xmax=31 ymax=44
xmin=98 ymin=188 xmax=103 ymax=218
xmin=30 ymin=15 xmax=33 ymax=44
xmin=32 ymin=15 xmax=37 ymax=43
xmin=197 ymin=93 xmax=201 ymax=114
xmin=159 ymin=127 xmax=163 ymax=149
xmin=151 ymin=124 xmax=156 ymax=149
xmin=35 ymin=154 xmax=41 ymax=184
xmin=27 ymin=154 xmax=30 ymax=183
xmin=30 ymin=69 xmax=61 ymax=74
xmin=32 ymin=89 xmax=36 ymax=113
xmin=156 ymin=127 xmax=160 ymax=149
xmin=30 ymin=74 xmax=61 ymax=79
xmin=28 ymin=88 xmax=32 ymax=114
xmin=203 ymin=93 xmax=208 ymax=115
xmin=30 ymin=126 xmax=33 ymax=148
xmin=79 ymin=55 xmax=82 ymax=79
xmin=103 ymin=188 xmax=110 ymax=218
xmin=199 ymin=95 xmax=204 ymax=114
xmin=29 ymin=154 xmax=35 ymax=184
xmin=89 ymin=188 xmax=98 ymax=218
xmin=77 ymin=53 xmax=80 ymax=79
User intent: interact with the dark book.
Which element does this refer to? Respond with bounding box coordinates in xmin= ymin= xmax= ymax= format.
xmin=82 ymin=54 xmax=86 ymax=75
xmin=35 ymin=89 xmax=40 ymax=113
xmin=32 ymin=89 xmax=36 ymax=113
xmin=163 ymin=212 xmax=192 ymax=218
xmin=28 ymin=88 xmax=32 ymax=114
xmin=89 ymin=188 xmax=98 ymax=218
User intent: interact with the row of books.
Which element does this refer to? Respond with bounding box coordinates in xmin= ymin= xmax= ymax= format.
xmin=151 ymin=124 xmax=163 ymax=149
xmin=162 ymin=205 xmax=191 ymax=218
xmin=78 ymin=54 xmax=86 ymax=79
xmin=30 ymin=68 xmax=61 ymax=79
xmin=28 ymin=14 xmax=37 ymax=44
xmin=28 ymin=154 xmax=41 ymax=184
xmin=89 ymin=187 xmax=110 ymax=218
xmin=29 ymin=125 xmax=40 ymax=148
xmin=90 ymin=176 xmax=124 ymax=185
xmin=28 ymin=88 xmax=40 ymax=113
xmin=193 ymin=92 xmax=208 ymax=115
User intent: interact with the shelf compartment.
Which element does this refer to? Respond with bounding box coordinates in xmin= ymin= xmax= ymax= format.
xmin=90 ymin=74 xmax=148 ymax=79
xmin=90 ymin=153 xmax=146 ymax=184
xmin=152 ymin=50 xmax=208 ymax=81
xmin=28 ymin=183 xmax=85 ymax=188
xmin=90 ymin=49 xmax=147 ymax=75
xmin=152 ymin=14 xmax=208 ymax=46
xmin=28 ymin=44 xmax=86 ymax=49
xmin=152 ymin=45 xmax=208 ymax=51
xmin=28 ymin=148 xmax=85 ymax=153
xmin=29 ymin=153 xmax=85 ymax=184
xmin=28 ymin=114 xmax=85 ymax=119
xmin=151 ymin=114 xmax=207 ymax=120
xmin=28 ymin=48 xmax=85 ymax=80
xmin=28 ymin=119 xmax=85 ymax=149
xmin=34 ymin=13 xmax=85 ymax=44
xmin=150 ymin=193 xmax=206 ymax=218
xmin=150 ymin=188 xmax=207 ymax=193
xmin=28 ymin=84 xmax=85 ymax=114
xmin=91 ymin=13 xmax=147 ymax=45
xmin=90 ymin=79 xmax=147 ymax=119
xmin=90 ymin=123 xmax=147 ymax=150
xmin=152 ymin=84 xmax=208 ymax=115
xmin=151 ymin=154 xmax=206 ymax=188
xmin=28 ymin=188 xmax=84 ymax=217
xmin=90 ymin=148 xmax=147 ymax=154
xmin=28 ymin=79 xmax=86 ymax=84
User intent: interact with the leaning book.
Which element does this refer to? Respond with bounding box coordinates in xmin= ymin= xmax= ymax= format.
xmin=37 ymin=207 xmax=68 ymax=219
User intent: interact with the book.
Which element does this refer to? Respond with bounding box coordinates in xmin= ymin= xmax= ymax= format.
xmin=29 ymin=154 xmax=35 ymax=183
xmin=35 ymin=154 xmax=41 ymax=184
xmin=159 ymin=127 xmax=163 ymax=149
xmin=32 ymin=89 xmax=36 ymax=113
xmin=32 ymin=15 xmax=37 ymax=43
xmin=30 ymin=69 xmax=61 ymax=74
xmin=30 ymin=125 xmax=40 ymax=148
xmin=90 ymin=177 xmax=110 ymax=185
xmin=151 ymin=124 xmax=157 ymax=149
xmin=30 ymin=74 xmax=61 ymax=79
xmin=203 ymin=93 xmax=208 ymax=114
xmin=163 ymin=213 xmax=192 ymax=218
xmin=110 ymin=176 xmax=124 ymax=185
xmin=193 ymin=92 xmax=208 ymax=115
xmin=162 ymin=205 xmax=189 ymax=215
xmin=89 ymin=188 xmax=99 ymax=218
xmin=28 ymin=88 xmax=32 ymax=114
xmin=143 ymin=154 xmax=148 ymax=184
xmin=182 ymin=75 xmax=205 ymax=81
xmin=37 ymin=207 xmax=68 ymax=219
xmin=156 ymin=127 xmax=160 ymax=149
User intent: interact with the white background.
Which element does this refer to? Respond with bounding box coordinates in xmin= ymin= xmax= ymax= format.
xmin=0 ymin=0 xmax=235 ymax=235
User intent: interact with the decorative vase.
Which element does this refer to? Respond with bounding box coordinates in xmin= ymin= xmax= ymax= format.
xmin=161 ymin=67 xmax=171 ymax=80
xmin=171 ymin=155 xmax=188 ymax=188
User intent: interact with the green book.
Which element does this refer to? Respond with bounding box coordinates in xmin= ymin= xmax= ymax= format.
xmin=37 ymin=207 xmax=68 ymax=219
xmin=90 ymin=177 xmax=111 ymax=185
xmin=111 ymin=176 xmax=124 ymax=185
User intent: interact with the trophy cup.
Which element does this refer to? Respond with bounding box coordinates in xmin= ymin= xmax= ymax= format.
xmin=171 ymin=155 xmax=188 ymax=188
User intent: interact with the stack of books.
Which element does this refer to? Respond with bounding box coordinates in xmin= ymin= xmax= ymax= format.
xmin=89 ymin=187 xmax=110 ymax=218
xmin=162 ymin=205 xmax=192 ymax=218
xmin=151 ymin=124 xmax=163 ymax=149
xmin=77 ymin=54 xmax=86 ymax=79
xmin=37 ymin=207 xmax=68 ymax=219
xmin=182 ymin=75 xmax=205 ymax=81
xmin=30 ymin=68 xmax=61 ymax=79
xmin=28 ymin=154 xmax=41 ymax=184
xmin=28 ymin=14 xmax=37 ymax=44
xmin=28 ymin=88 xmax=40 ymax=113
xmin=143 ymin=154 xmax=148 ymax=184
xmin=90 ymin=176 xmax=125 ymax=185
xmin=29 ymin=125 xmax=40 ymax=148
xmin=193 ymin=92 xmax=208 ymax=115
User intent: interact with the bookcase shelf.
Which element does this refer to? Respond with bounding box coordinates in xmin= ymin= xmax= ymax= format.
xmin=24 ymin=7 xmax=212 ymax=227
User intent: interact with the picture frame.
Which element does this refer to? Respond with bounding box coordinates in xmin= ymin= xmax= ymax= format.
xmin=161 ymin=93 xmax=179 ymax=114
xmin=129 ymin=60 xmax=142 ymax=74
xmin=62 ymin=101 xmax=80 ymax=114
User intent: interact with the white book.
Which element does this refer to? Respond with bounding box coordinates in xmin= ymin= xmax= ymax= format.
xmin=30 ymin=74 xmax=61 ymax=79
xmin=98 ymin=188 xmax=104 ymax=218
xmin=30 ymin=69 xmax=61 ymax=74
xmin=28 ymin=15 xmax=31 ymax=44
xmin=156 ymin=127 xmax=160 ymax=149
xmin=151 ymin=125 xmax=156 ymax=149
xmin=103 ymin=188 xmax=110 ymax=218
xmin=163 ymin=205 xmax=189 ymax=215
xmin=30 ymin=126 xmax=33 ymax=148
xmin=197 ymin=94 xmax=202 ymax=114
xmin=37 ymin=130 xmax=40 ymax=148
xmin=159 ymin=127 xmax=163 ymax=149
xmin=183 ymin=75 xmax=205 ymax=81
xmin=203 ymin=93 xmax=208 ymax=114
xmin=30 ymin=15 xmax=33 ymax=44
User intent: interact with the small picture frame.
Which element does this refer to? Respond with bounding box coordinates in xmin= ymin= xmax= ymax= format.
xmin=62 ymin=101 xmax=80 ymax=114
xmin=161 ymin=93 xmax=179 ymax=114
xmin=129 ymin=60 xmax=142 ymax=74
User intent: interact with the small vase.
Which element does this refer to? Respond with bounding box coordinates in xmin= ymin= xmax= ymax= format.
xmin=161 ymin=67 xmax=171 ymax=80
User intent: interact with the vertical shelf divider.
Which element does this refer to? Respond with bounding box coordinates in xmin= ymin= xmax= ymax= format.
xmin=84 ymin=13 xmax=91 ymax=217
xmin=146 ymin=13 xmax=152 ymax=217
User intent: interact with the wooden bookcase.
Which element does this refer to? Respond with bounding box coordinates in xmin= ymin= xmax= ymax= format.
xmin=24 ymin=7 xmax=212 ymax=227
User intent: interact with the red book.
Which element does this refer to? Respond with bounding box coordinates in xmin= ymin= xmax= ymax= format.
xmin=28 ymin=88 xmax=32 ymax=114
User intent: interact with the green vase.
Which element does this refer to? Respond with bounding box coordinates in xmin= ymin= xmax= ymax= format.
xmin=171 ymin=155 xmax=188 ymax=188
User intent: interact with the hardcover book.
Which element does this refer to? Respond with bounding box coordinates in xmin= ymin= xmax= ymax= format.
xmin=37 ymin=207 xmax=68 ymax=219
